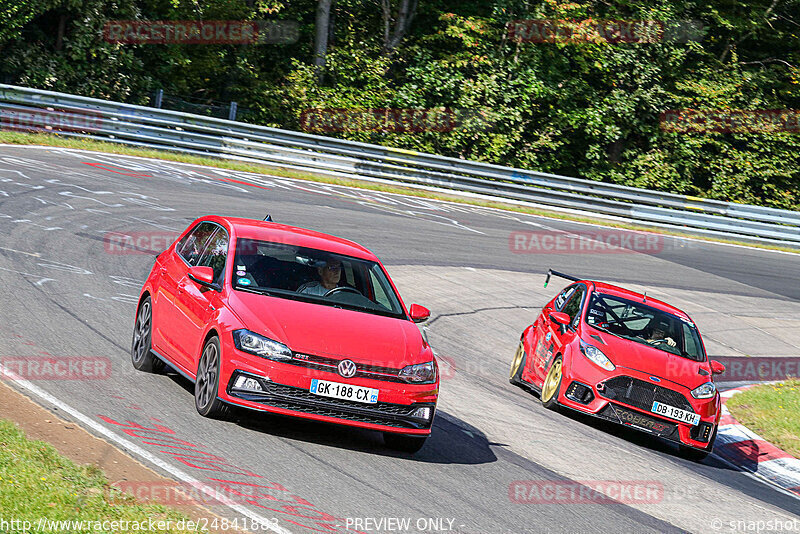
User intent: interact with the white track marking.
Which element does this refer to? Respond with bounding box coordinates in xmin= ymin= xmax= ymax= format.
xmin=11 ymin=143 xmax=793 ymax=256
xmin=0 ymin=362 xmax=293 ymax=534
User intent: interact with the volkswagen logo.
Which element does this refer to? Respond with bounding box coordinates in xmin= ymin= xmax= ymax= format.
xmin=337 ymin=359 xmax=357 ymax=378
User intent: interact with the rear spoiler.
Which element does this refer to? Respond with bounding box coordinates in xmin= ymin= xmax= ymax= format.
xmin=544 ymin=269 xmax=581 ymax=288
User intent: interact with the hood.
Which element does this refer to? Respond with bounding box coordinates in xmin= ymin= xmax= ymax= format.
xmin=227 ymin=291 xmax=427 ymax=368
xmin=583 ymin=330 xmax=712 ymax=390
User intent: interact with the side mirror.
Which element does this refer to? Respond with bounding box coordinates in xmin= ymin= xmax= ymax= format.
xmin=710 ymin=360 xmax=726 ymax=375
xmin=409 ymin=304 xmax=431 ymax=323
xmin=188 ymin=266 xmax=217 ymax=289
xmin=550 ymin=311 xmax=571 ymax=326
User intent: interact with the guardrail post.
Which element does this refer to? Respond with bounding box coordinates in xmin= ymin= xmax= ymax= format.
xmin=228 ymin=101 xmax=238 ymax=121
xmin=153 ymin=89 xmax=163 ymax=109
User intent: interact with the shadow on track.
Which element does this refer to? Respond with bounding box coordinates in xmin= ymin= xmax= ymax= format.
xmin=163 ymin=368 xmax=498 ymax=466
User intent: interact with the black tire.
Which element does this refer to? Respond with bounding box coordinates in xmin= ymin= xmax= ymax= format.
xmin=679 ymin=425 xmax=717 ymax=462
xmin=195 ymin=336 xmax=228 ymax=419
xmin=131 ymin=297 xmax=164 ymax=373
xmin=383 ymin=432 xmax=427 ymax=454
xmin=509 ymin=342 xmax=527 ymax=386
xmin=540 ymin=356 xmax=563 ymax=410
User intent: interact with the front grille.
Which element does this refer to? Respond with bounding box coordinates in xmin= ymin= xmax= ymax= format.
xmin=287 ymin=353 xmax=405 ymax=383
xmin=227 ymin=372 xmax=431 ymax=429
xmin=259 ymin=380 xmax=413 ymax=415
xmin=599 ymin=375 xmax=694 ymax=413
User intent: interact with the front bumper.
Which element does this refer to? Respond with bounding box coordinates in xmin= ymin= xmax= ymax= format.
xmin=225 ymin=370 xmax=436 ymax=433
xmin=218 ymin=334 xmax=438 ymax=435
xmin=557 ymin=363 xmax=719 ymax=450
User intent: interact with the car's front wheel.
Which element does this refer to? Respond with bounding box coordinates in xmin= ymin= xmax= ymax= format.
xmin=383 ymin=432 xmax=427 ymax=454
xmin=131 ymin=296 xmax=164 ymax=373
xmin=195 ymin=336 xmax=227 ymax=419
xmin=540 ymin=356 xmax=563 ymax=409
xmin=509 ymin=342 xmax=527 ymax=386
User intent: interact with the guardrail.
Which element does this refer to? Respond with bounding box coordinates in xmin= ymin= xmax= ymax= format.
xmin=1 ymin=83 xmax=799 ymax=247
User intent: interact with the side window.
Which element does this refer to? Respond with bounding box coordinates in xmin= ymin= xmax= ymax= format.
xmin=554 ymin=286 xmax=576 ymax=311
xmin=177 ymin=222 xmax=218 ymax=267
xmin=195 ymin=227 xmax=229 ymax=284
xmin=561 ymin=286 xmax=586 ymax=325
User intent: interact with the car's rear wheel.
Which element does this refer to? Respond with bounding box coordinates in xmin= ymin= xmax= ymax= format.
xmin=195 ymin=336 xmax=227 ymax=419
xmin=383 ymin=432 xmax=427 ymax=454
xmin=679 ymin=425 xmax=717 ymax=461
xmin=131 ymin=297 xmax=164 ymax=373
xmin=509 ymin=342 xmax=527 ymax=386
xmin=540 ymin=356 xmax=563 ymax=409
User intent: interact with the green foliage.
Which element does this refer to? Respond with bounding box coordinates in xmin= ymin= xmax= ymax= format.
xmin=1 ymin=0 xmax=799 ymax=208
xmin=0 ymin=419 xmax=195 ymax=531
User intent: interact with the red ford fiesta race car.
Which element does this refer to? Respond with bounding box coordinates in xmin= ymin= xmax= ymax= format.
xmin=510 ymin=270 xmax=726 ymax=460
xmin=132 ymin=215 xmax=438 ymax=453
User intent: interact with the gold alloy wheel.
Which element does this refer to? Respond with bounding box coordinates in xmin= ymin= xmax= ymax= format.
xmin=510 ymin=343 xmax=525 ymax=379
xmin=541 ymin=359 xmax=562 ymax=403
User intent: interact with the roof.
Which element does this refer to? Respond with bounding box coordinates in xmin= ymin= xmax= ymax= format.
xmin=587 ymin=281 xmax=692 ymax=320
xmin=199 ymin=216 xmax=379 ymax=261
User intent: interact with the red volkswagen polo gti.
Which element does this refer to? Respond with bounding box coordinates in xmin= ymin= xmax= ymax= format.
xmin=131 ymin=216 xmax=438 ymax=452
xmin=510 ymin=270 xmax=726 ymax=460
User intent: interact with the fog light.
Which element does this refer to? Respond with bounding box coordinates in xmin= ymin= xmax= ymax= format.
xmin=234 ymin=375 xmax=263 ymax=391
xmin=410 ymin=407 xmax=433 ymax=420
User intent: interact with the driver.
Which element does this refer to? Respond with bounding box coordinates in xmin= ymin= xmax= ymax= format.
xmin=644 ymin=319 xmax=676 ymax=347
xmin=297 ymin=258 xmax=342 ymax=296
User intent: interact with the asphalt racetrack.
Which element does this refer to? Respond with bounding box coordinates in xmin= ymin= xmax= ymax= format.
xmin=0 ymin=145 xmax=798 ymax=533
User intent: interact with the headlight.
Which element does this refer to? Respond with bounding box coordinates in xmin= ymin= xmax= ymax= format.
xmin=691 ymin=382 xmax=716 ymax=399
xmin=398 ymin=361 xmax=437 ymax=384
xmin=232 ymin=329 xmax=292 ymax=362
xmin=579 ymin=340 xmax=615 ymax=371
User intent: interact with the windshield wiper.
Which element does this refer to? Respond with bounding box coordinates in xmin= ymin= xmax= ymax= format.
xmin=235 ymin=286 xmax=274 ymax=297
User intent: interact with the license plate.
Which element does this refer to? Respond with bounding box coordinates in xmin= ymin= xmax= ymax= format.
xmin=310 ymin=379 xmax=379 ymax=404
xmin=651 ymin=401 xmax=700 ymax=426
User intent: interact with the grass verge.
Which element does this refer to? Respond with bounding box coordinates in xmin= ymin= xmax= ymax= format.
xmin=1 ymin=131 xmax=798 ymax=254
xmin=0 ymin=419 xmax=195 ymax=533
xmin=726 ymin=379 xmax=800 ymax=458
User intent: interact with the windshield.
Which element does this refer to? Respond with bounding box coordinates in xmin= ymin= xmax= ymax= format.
xmin=232 ymin=238 xmax=405 ymax=319
xmin=585 ymin=293 xmax=706 ymax=362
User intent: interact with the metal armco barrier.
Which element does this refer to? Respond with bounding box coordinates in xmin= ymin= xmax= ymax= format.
xmin=1 ymin=84 xmax=799 ymax=247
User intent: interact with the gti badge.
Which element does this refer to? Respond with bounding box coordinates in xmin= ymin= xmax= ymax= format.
xmin=649 ymin=376 xmax=661 ymax=382
xmin=338 ymin=359 xmax=357 ymax=378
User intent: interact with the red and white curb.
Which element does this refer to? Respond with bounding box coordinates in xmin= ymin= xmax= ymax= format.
xmin=714 ymin=385 xmax=800 ymax=499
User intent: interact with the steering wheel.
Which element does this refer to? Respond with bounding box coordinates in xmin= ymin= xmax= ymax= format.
xmin=648 ymin=337 xmax=676 ymax=347
xmin=324 ymin=286 xmax=363 ymax=297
